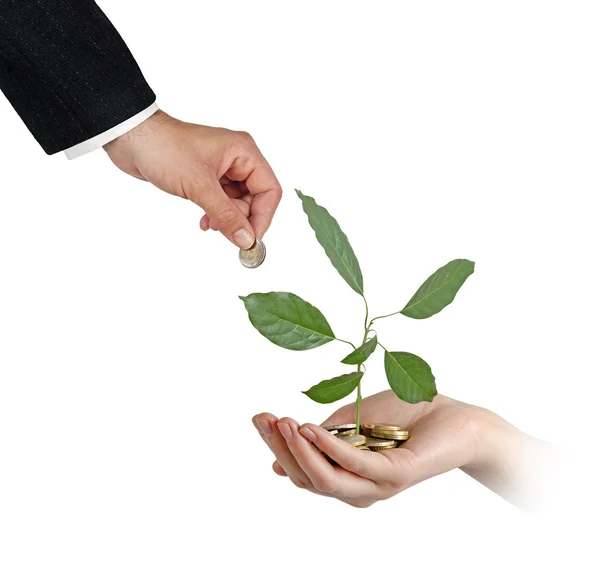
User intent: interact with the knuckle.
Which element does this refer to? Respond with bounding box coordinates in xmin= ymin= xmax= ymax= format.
xmin=212 ymin=207 xmax=239 ymax=229
xmin=345 ymin=456 xmax=365 ymax=475
xmin=334 ymin=447 xmax=365 ymax=475
xmin=313 ymin=477 xmax=336 ymax=495
xmin=289 ymin=477 xmax=307 ymax=490
xmin=237 ymin=130 xmax=254 ymax=142
xmin=235 ymin=130 xmax=255 ymax=148
xmin=390 ymin=476 xmax=406 ymax=491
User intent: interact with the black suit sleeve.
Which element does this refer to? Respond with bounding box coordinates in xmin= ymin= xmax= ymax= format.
xmin=0 ymin=0 xmax=156 ymax=155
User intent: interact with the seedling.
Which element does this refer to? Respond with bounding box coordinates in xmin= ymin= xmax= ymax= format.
xmin=240 ymin=191 xmax=474 ymax=433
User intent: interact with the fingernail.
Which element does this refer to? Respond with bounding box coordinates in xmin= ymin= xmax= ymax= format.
xmin=300 ymin=426 xmax=317 ymax=442
xmin=278 ymin=422 xmax=293 ymax=441
xmin=253 ymin=418 xmax=272 ymax=436
xmin=233 ymin=229 xmax=254 ymax=249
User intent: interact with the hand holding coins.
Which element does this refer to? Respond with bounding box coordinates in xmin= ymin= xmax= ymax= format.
xmin=252 ymin=410 xmax=421 ymax=508
xmin=253 ymin=392 xmax=545 ymax=510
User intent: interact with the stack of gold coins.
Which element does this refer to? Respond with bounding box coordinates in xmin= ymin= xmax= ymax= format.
xmin=369 ymin=424 xmax=409 ymax=442
xmin=319 ymin=423 xmax=409 ymax=461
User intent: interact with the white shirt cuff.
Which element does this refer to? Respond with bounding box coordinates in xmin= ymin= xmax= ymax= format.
xmin=63 ymin=102 xmax=159 ymax=160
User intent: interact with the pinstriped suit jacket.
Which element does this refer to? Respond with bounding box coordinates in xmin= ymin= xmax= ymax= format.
xmin=0 ymin=1 xmax=155 ymax=154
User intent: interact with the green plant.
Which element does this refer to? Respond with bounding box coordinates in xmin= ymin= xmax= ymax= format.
xmin=240 ymin=191 xmax=475 ymax=434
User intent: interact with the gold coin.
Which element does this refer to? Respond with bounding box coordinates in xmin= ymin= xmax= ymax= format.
xmin=370 ymin=444 xmax=400 ymax=451
xmin=364 ymin=437 xmax=396 ymax=447
xmin=371 ymin=430 xmax=409 ymax=440
xmin=370 ymin=424 xmax=404 ymax=431
xmin=327 ymin=429 xmax=339 ymax=435
xmin=337 ymin=434 xmax=367 ymax=447
xmin=335 ymin=429 xmax=357 ymax=437
xmin=371 ymin=429 xmax=409 ymax=436
xmin=323 ymin=423 xmax=356 ymax=431
xmin=239 ymin=238 xmax=266 ymax=269
xmin=357 ymin=446 xmax=371 ymax=451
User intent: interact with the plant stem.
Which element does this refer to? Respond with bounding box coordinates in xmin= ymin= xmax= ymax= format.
xmin=377 ymin=341 xmax=388 ymax=351
xmin=356 ymin=296 xmax=371 ymax=435
xmin=335 ymin=337 xmax=357 ymax=350
xmin=355 ymin=378 xmax=362 ymax=434
xmin=368 ymin=310 xmax=402 ymax=328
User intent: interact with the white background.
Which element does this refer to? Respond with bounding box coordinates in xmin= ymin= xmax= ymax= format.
xmin=1 ymin=1 xmax=598 ymax=571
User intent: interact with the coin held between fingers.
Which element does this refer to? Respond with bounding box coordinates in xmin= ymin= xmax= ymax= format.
xmin=239 ymin=237 xmax=266 ymax=269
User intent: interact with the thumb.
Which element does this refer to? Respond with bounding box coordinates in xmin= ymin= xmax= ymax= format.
xmin=192 ymin=180 xmax=255 ymax=249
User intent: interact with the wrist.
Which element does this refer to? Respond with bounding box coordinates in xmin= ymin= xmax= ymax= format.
xmin=463 ymin=407 xmax=518 ymax=473
xmin=103 ymin=109 xmax=170 ymax=178
xmin=103 ymin=108 xmax=168 ymax=154
xmin=462 ymin=406 xmax=555 ymax=509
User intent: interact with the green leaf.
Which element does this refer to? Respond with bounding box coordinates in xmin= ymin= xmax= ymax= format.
xmin=341 ymin=335 xmax=378 ymax=365
xmin=401 ymin=259 xmax=475 ymax=319
xmin=239 ymin=292 xmax=335 ymax=351
xmin=302 ymin=371 xmax=364 ymax=404
xmin=384 ymin=351 xmax=437 ymax=404
xmin=296 ymin=190 xmax=364 ymax=295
